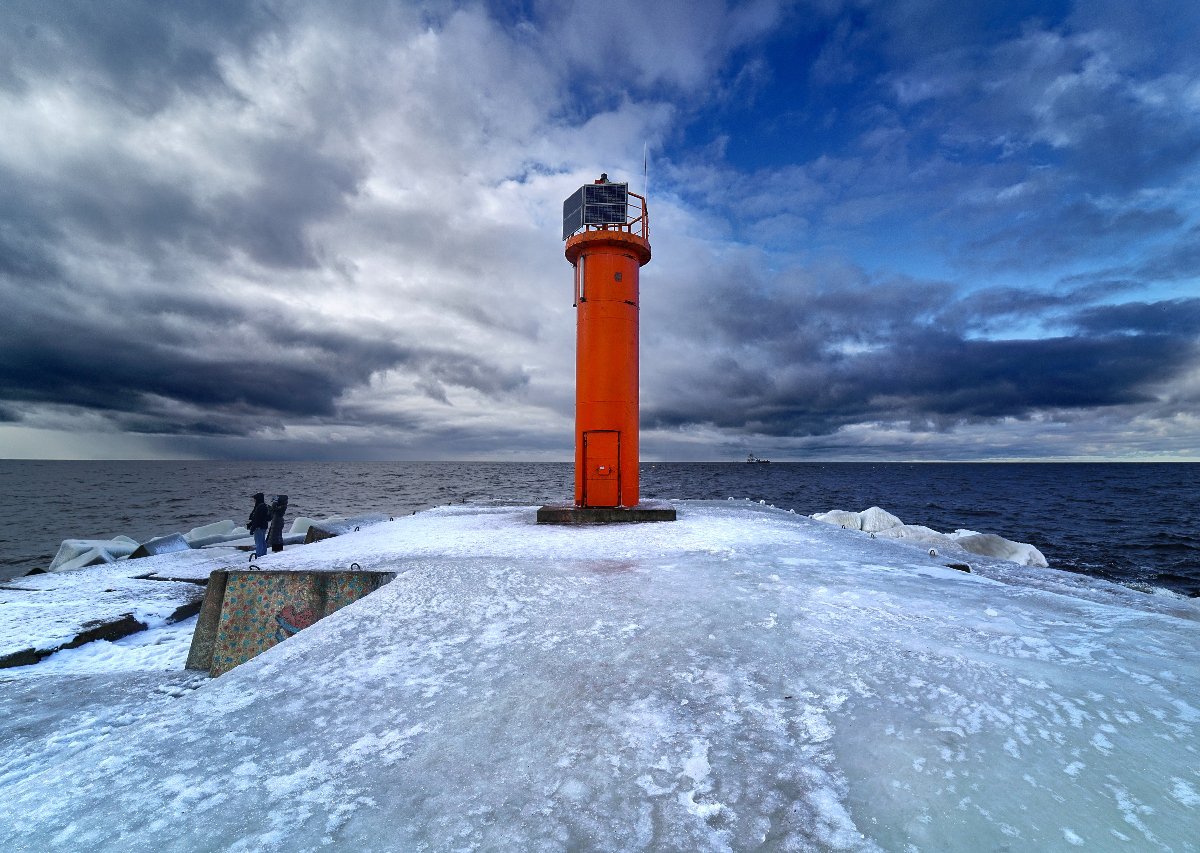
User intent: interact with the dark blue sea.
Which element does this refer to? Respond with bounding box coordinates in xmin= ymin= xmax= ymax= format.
xmin=0 ymin=461 xmax=1197 ymax=596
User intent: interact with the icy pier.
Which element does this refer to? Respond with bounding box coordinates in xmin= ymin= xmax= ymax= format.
xmin=1 ymin=501 xmax=1197 ymax=851
xmin=0 ymin=549 xmax=223 ymax=667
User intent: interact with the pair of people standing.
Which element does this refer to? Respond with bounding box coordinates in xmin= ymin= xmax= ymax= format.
xmin=248 ymin=492 xmax=288 ymax=558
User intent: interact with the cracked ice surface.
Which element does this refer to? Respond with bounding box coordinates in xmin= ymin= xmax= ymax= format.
xmin=0 ymin=501 xmax=1197 ymax=852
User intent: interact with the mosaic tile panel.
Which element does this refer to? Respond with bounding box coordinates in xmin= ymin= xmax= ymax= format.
xmin=206 ymin=571 xmax=390 ymax=677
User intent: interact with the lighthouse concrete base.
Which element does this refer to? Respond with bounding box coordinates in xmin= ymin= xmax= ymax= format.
xmin=536 ymin=502 xmax=677 ymax=524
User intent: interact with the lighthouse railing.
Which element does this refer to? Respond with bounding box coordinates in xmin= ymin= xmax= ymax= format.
xmin=625 ymin=191 xmax=649 ymax=242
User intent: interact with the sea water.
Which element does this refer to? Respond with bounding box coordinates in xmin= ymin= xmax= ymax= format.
xmin=0 ymin=460 xmax=1197 ymax=595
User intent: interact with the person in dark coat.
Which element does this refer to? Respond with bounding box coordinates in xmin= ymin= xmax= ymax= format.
xmin=268 ymin=494 xmax=288 ymax=553
xmin=248 ymin=492 xmax=270 ymax=558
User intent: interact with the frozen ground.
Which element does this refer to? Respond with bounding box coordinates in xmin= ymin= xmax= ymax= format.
xmin=0 ymin=501 xmax=1197 ymax=852
xmin=0 ymin=550 xmax=221 ymax=665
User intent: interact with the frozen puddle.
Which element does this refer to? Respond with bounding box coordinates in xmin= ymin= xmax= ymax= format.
xmin=0 ymin=501 xmax=1196 ymax=851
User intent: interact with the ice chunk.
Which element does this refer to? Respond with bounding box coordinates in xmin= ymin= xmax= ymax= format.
xmin=859 ymin=506 xmax=903 ymax=533
xmin=814 ymin=507 xmax=1046 ymax=567
xmin=286 ymin=516 xmax=318 ymax=537
xmin=811 ymin=509 xmax=863 ymax=529
xmin=949 ymin=531 xmax=1048 ymax=567
xmin=129 ymin=533 xmax=191 ymax=559
xmin=288 ymin=514 xmax=392 ymax=542
xmin=48 ymin=536 xmax=139 ymax=572
xmin=874 ymin=523 xmax=944 ymax=543
xmin=183 ymin=519 xmax=249 ymax=548
xmin=183 ymin=519 xmax=236 ymax=542
xmin=810 ymin=507 xmax=902 ymax=533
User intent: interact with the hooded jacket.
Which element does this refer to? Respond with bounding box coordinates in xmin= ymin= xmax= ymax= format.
xmin=248 ymin=495 xmax=270 ymax=532
xmin=268 ymin=495 xmax=288 ymax=546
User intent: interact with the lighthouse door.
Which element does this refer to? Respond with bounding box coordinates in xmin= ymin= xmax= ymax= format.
xmin=583 ymin=430 xmax=620 ymax=507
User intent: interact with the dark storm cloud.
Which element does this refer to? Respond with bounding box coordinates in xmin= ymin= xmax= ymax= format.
xmin=882 ymin=333 xmax=1187 ymax=417
xmin=648 ymin=330 xmax=1192 ymax=435
xmin=214 ymin=139 xmax=368 ymax=269
xmin=645 ymin=266 xmax=1199 ymax=437
xmin=1 ymin=305 xmax=354 ymax=417
xmin=965 ymin=202 xmax=1186 ymax=270
xmin=1134 ymin=225 xmax=1200 ymax=282
xmin=952 ymin=280 xmax=1137 ymax=333
xmin=0 ymin=286 xmax=529 ymax=435
xmin=1 ymin=117 xmax=365 ymax=273
xmin=1072 ymin=299 xmax=1200 ymax=337
xmin=2 ymin=2 xmax=367 ymax=273
xmin=1 ymin=1 xmax=276 ymax=111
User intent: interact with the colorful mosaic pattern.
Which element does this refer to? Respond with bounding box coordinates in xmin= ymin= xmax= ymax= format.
xmin=208 ymin=571 xmax=389 ymax=677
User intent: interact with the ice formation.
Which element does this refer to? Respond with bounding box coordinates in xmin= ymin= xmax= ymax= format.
xmin=130 ymin=532 xmax=191 ymax=558
xmin=48 ymin=535 xmax=140 ymax=572
xmin=1 ymin=501 xmax=1196 ymax=852
xmin=284 ymin=513 xmax=394 ymax=539
xmin=36 ymin=514 xmax=395 ymax=576
xmin=812 ymin=506 xmax=1049 ymax=567
xmin=183 ymin=519 xmax=251 ymax=548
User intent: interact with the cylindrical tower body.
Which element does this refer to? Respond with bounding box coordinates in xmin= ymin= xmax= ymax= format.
xmin=566 ymin=229 xmax=650 ymax=506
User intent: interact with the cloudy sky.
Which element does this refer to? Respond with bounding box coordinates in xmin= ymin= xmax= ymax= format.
xmin=2 ymin=0 xmax=1199 ymax=461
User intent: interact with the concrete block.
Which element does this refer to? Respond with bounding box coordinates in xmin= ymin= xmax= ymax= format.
xmin=186 ymin=570 xmax=393 ymax=676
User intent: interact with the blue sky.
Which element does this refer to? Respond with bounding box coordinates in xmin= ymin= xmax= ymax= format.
xmin=1 ymin=0 xmax=1198 ymax=460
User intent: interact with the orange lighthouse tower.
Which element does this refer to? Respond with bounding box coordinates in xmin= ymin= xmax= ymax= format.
xmin=538 ymin=174 xmax=675 ymax=523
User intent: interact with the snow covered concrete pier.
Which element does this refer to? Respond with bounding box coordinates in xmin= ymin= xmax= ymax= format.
xmin=1 ymin=501 xmax=1197 ymax=851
